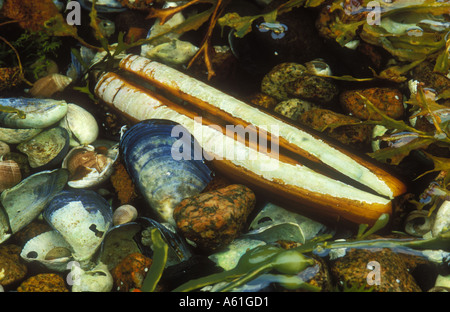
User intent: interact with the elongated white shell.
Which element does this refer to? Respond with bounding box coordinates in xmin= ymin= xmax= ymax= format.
xmin=95 ymin=72 xmax=392 ymax=225
xmin=120 ymin=54 xmax=396 ymax=199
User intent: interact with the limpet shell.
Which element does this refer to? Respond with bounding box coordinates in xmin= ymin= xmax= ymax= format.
xmin=113 ymin=204 xmax=138 ymax=226
xmin=29 ymin=73 xmax=72 ymax=98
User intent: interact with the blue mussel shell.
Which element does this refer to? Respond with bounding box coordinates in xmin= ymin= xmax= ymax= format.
xmin=120 ymin=119 xmax=212 ymax=224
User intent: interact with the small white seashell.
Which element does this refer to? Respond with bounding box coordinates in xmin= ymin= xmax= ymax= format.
xmin=70 ymin=262 xmax=114 ymax=292
xmin=432 ymin=200 xmax=450 ymax=237
xmin=305 ymin=59 xmax=332 ymax=76
xmin=30 ymin=73 xmax=72 ymax=98
xmin=62 ymin=143 xmax=118 ymax=189
xmin=59 ymin=104 xmax=99 ymax=146
xmin=113 ymin=204 xmax=138 ymax=226
xmin=404 ymin=210 xmax=434 ymax=237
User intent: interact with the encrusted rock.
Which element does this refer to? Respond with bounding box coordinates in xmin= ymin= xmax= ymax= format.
xmin=412 ymin=60 xmax=450 ymax=96
xmin=339 ymin=87 xmax=404 ymax=120
xmin=111 ymin=252 xmax=152 ymax=292
xmin=0 ymin=244 xmax=27 ymax=287
xmin=17 ymin=273 xmax=68 ymax=292
xmin=173 ymin=184 xmax=256 ymax=252
xmin=328 ymin=248 xmax=422 ymax=292
xmin=298 ymin=108 xmax=372 ymax=149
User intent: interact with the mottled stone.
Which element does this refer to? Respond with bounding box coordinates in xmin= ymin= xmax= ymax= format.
xmin=173 ymin=184 xmax=256 ymax=252
xmin=412 ymin=60 xmax=450 ymax=96
xmin=111 ymin=252 xmax=152 ymax=292
xmin=329 ymin=248 xmax=422 ymax=292
xmin=339 ymin=88 xmax=404 ymax=120
xmin=17 ymin=273 xmax=68 ymax=292
xmin=298 ymin=108 xmax=373 ymax=149
xmin=261 ymin=63 xmax=308 ymax=101
xmin=284 ymin=75 xmax=339 ymax=104
xmin=274 ymin=98 xmax=317 ymax=120
xmin=0 ymin=244 xmax=27 ymax=287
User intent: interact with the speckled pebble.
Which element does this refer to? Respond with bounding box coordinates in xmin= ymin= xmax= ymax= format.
xmin=0 ymin=244 xmax=27 ymax=287
xmin=339 ymin=87 xmax=404 ymax=120
xmin=17 ymin=273 xmax=68 ymax=292
xmin=173 ymin=184 xmax=256 ymax=252
xmin=274 ymin=98 xmax=317 ymax=120
xmin=111 ymin=252 xmax=152 ymax=292
xmin=284 ymin=75 xmax=339 ymax=104
xmin=261 ymin=63 xmax=308 ymax=101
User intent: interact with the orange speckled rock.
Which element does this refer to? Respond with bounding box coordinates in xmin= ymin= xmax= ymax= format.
xmin=0 ymin=244 xmax=27 ymax=287
xmin=17 ymin=274 xmax=68 ymax=292
xmin=110 ymin=161 xmax=138 ymax=205
xmin=111 ymin=252 xmax=152 ymax=292
xmin=173 ymin=184 xmax=256 ymax=252
xmin=339 ymin=88 xmax=404 ymax=120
